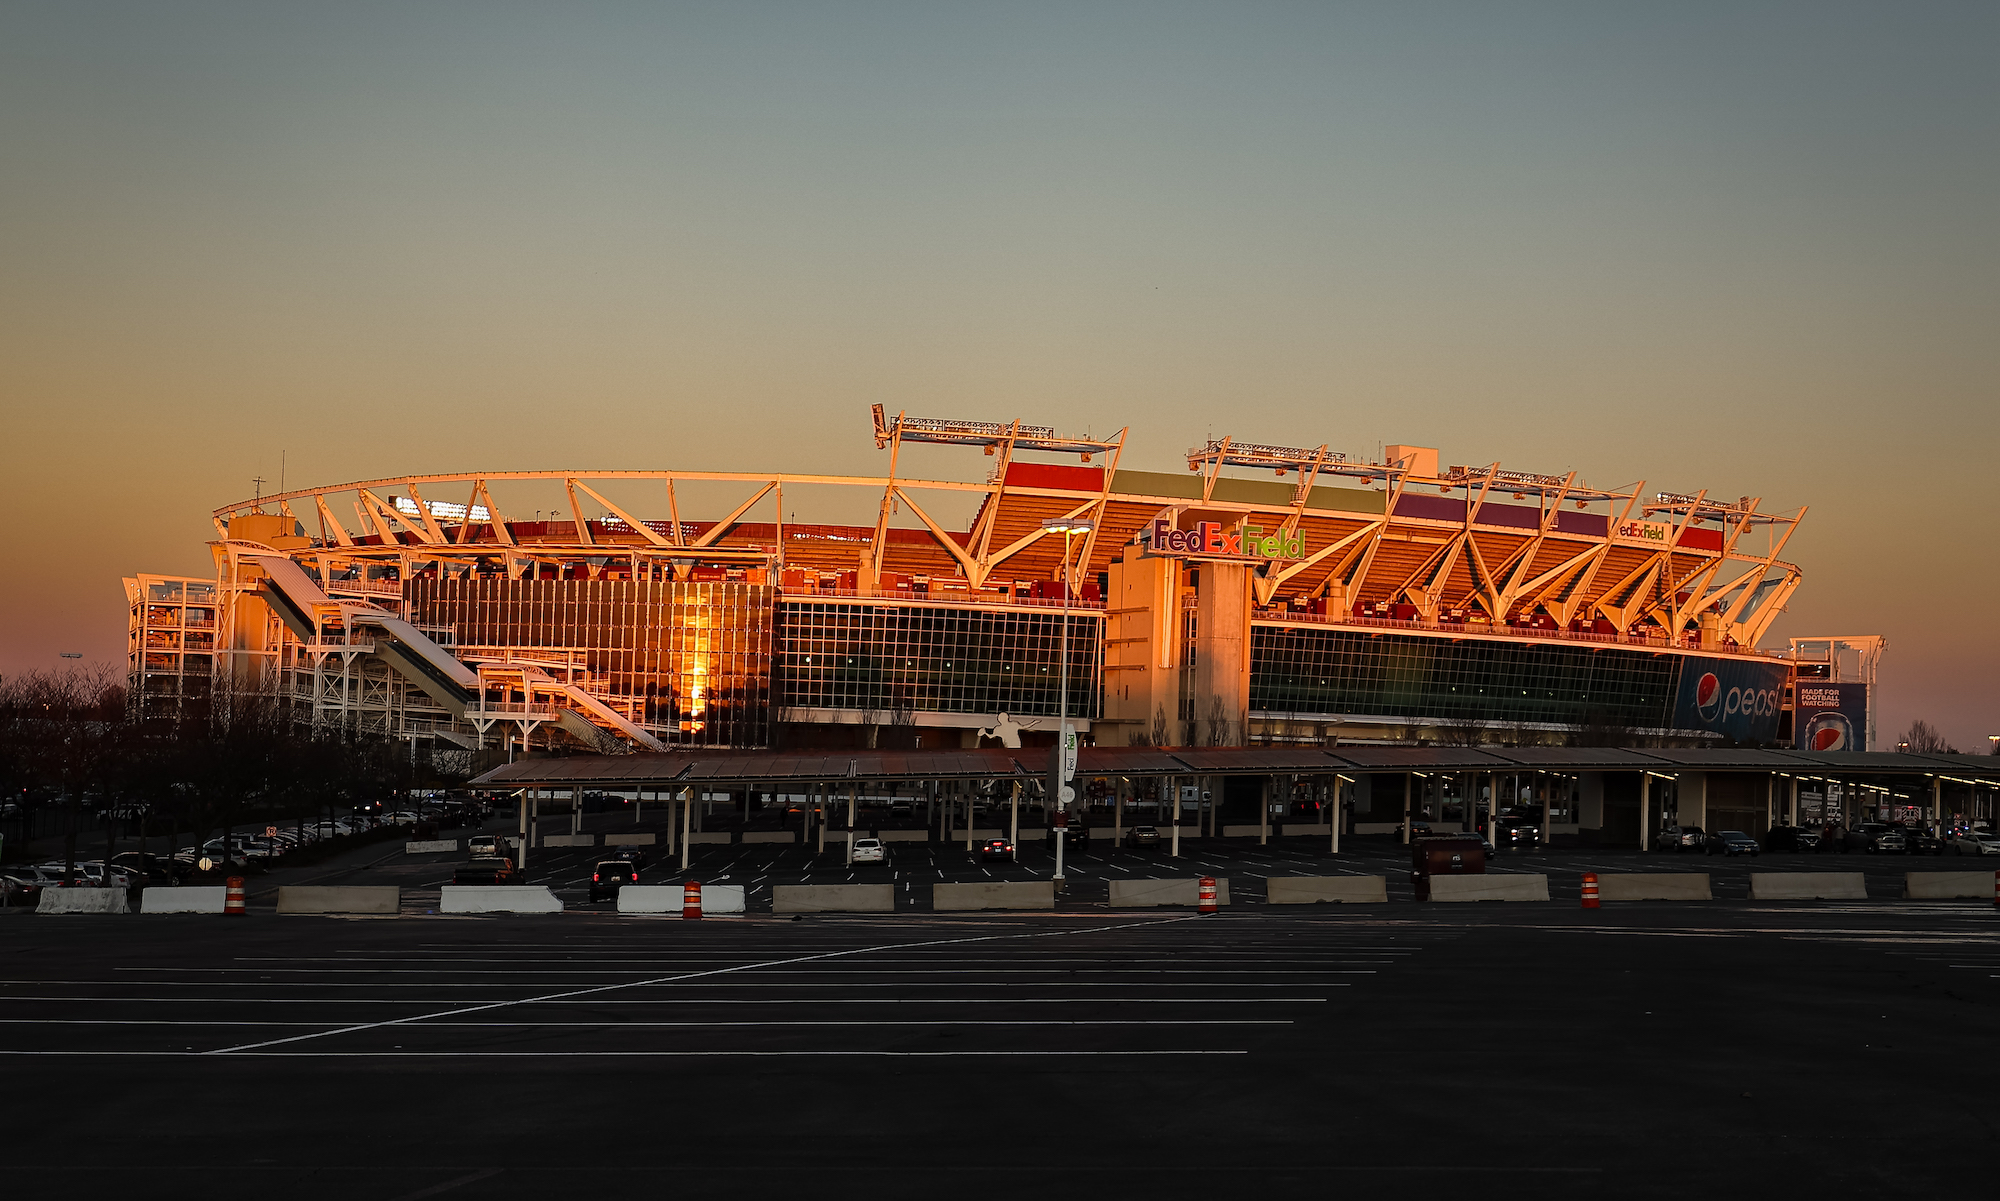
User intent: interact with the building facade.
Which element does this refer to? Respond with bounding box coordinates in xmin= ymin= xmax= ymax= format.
xmin=127 ymin=409 xmax=1836 ymax=755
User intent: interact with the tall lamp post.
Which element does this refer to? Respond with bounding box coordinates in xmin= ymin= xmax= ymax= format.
xmin=1041 ymin=517 xmax=1093 ymax=891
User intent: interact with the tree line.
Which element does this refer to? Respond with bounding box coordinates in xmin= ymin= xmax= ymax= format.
xmin=0 ymin=663 xmax=444 ymax=879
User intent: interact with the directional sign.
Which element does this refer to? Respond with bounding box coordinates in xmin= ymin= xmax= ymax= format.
xmin=1060 ymin=723 xmax=1079 ymax=782
xmin=1058 ymin=785 xmax=1075 ymax=806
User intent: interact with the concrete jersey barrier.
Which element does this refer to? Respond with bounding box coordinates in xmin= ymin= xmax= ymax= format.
xmin=1749 ymin=872 xmax=1867 ymax=901
xmin=1904 ymin=871 xmax=1998 ymax=900
xmin=876 ymin=830 xmax=931 ymax=842
xmin=1596 ymin=873 xmax=1712 ymax=902
xmin=405 ymin=839 xmax=458 ymax=854
xmin=38 ymin=887 xmax=131 ymax=915
xmin=1425 ymin=874 xmax=1550 ymax=902
xmin=542 ymin=834 xmax=596 ymax=848
xmin=603 ymin=833 xmax=656 ymax=847
xmin=140 ymin=886 xmax=227 ymax=914
xmin=773 ymin=883 xmax=894 ymax=913
xmin=617 ymin=884 xmax=746 ymax=914
xmin=1109 ymin=877 xmax=1231 ymax=908
xmin=277 ymin=886 xmax=400 ymax=915
xmin=934 ymin=880 xmax=1055 ymax=911
xmin=1265 ymin=876 xmax=1387 ymax=904
xmin=684 ymin=832 xmax=731 ymax=844
xmin=441 ymin=885 xmax=563 ymax=913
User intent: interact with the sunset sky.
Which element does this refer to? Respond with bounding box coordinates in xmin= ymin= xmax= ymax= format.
xmin=2 ymin=2 xmax=1994 ymax=750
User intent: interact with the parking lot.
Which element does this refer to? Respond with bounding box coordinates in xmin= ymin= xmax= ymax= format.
xmin=3 ymin=903 xmax=1996 ymax=1197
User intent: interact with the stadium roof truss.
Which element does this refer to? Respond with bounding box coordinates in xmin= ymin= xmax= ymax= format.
xmin=210 ymin=410 xmax=1804 ymax=646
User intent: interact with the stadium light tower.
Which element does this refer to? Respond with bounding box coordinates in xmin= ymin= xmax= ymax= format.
xmin=1041 ymin=517 xmax=1093 ymax=890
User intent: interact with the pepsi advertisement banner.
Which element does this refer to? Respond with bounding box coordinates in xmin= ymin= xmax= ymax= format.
xmin=1794 ymin=681 xmax=1869 ymax=752
xmin=1670 ymin=656 xmax=1788 ymax=743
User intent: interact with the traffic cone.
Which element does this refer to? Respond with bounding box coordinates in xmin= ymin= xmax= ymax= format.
xmin=1581 ymin=872 xmax=1600 ymax=910
xmin=224 ymin=876 xmax=247 ymax=916
xmin=1197 ymin=876 xmax=1218 ymax=915
xmin=682 ymin=880 xmax=702 ymax=920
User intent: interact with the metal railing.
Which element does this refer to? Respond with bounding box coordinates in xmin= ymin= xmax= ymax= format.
xmin=781 ymin=587 xmax=1105 ymax=612
xmin=1251 ymin=608 xmax=1785 ymax=658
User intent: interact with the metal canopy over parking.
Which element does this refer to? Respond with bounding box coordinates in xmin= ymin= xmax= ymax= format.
xmin=470 ymin=746 xmax=2000 ymax=788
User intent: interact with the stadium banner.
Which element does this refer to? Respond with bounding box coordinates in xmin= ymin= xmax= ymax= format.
xmin=1670 ymin=655 xmax=1787 ymax=742
xmin=1794 ymin=681 xmax=1868 ymax=751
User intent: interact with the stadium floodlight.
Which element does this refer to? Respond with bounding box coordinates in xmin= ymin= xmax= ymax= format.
xmin=1040 ymin=516 xmax=1094 ymax=891
xmin=1039 ymin=518 xmax=1095 ymax=534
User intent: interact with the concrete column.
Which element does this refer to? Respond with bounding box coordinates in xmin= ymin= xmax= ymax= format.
xmin=1402 ymin=774 xmax=1413 ymax=845
xmin=530 ymin=792 xmax=539 ymax=849
xmin=1170 ymin=776 xmax=1181 ymax=858
xmin=1638 ymin=774 xmax=1651 ymax=851
xmin=1788 ymin=777 xmax=1799 ymax=826
xmin=1486 ymin=773 xmax=1497 ymax=844
xmin=963 ymin=787 xmax=973 ymax=852
xmin=1009 ymin=781 xmax=1020 ymax=847
xmin=1259 ymin=777 xmax=1271 ymax=846
xmin=1539 ymin=772 xmax=1550 ymax=847
xmin=679 ymin=786 xmax=691 ymax=871
xmin=1330 ymin=777 xmax=1343 ymax=856
xmin=1114 ymin=780 xmax=1124 ymax=846
xmin=846 ymin=785 xmax=857 ymax=866
xmin=572 ymin=788 xmax=581 ymax=836
xmin=516 ymin=793 xmax=528 ymax=871
xmin=817 ymin=783 xmax=826 ymax=855
xmin=1932 ymin=777 xmax=1942 ymax=831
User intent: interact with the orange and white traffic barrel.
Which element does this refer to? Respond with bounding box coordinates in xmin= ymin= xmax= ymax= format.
xmin=224 ymin=876 xmax=247 ymax=916
xmin=1197 ymin=876 xmax=1218 ymax=915
xmin=682 ymin=880 xmax=703 ymax=920
xmin=1581 ymin=872 xmax=1600 ymax=910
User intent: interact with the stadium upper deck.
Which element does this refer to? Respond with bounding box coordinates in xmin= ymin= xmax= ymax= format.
xmin=134 ymin=409 xmax=1808 ymax=752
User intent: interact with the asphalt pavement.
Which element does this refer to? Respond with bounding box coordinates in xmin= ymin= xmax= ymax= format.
xmin=3 ymin=902 xmax=1996 ymax=1197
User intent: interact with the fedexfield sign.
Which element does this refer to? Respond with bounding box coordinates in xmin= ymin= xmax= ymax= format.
xmin=1147 ymin=518 xmax=1305 ymax=561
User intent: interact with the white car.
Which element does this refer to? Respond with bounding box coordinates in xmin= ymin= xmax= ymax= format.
xmin=1950 ymin=832 xmax=2000 ymax=855
xmin=851 ymin=838 xmax=886 ymax=864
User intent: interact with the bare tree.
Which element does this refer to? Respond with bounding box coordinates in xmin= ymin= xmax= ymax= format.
xmin=1898 ymin=719 xmax=1958 ymax=755
xmin=1435 ymin=714 xmax=1486 ymax=747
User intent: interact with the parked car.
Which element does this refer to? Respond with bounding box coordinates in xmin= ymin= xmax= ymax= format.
xmin=2 ymin=875 xmax=42 ymax=905
xmin=851 ymin=838 xmax=886 ymax=864
xmin=588 ymin=859 xmax=638 ymax=902
xmin=1394 ymin=821 xmax=1436 ymax=841
xmin=453 ymin=858 xmax=519 ymax=885
xmin=978 ymin=838 xmax=1015 ymax=862
xmin=1656 ymin=825 xmax=1707 ymax=852
xmin=1708 ymin=830 xmax=1760 ymax=857
xmin=1123 ymin=825 xmax=1161 ymax=849
xmin=1763 ymin=825 xmax=1821 ymax=853
xmin=1842 ymin=823 xmax=1905 ymax=854
xmin=1490 ymin=816 xmax=1541 ymax=848
xmin=466 ymin=834 xmax=503 ymax=858
xmin=1898 ymin=825 xmax=1942 ymax=855
xmin=1950 ymin=831 xmax=2000 ymax=856
xmin=109 ymin=852 xmax=185 ymax=884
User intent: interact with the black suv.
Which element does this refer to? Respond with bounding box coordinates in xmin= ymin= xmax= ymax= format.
xmin=589 ymin=859 xmax=638 ymax=902
xmin=1899 ymin=825 xmax=1942 ymax=855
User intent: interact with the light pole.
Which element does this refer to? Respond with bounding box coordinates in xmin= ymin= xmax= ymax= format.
xmin=1041 ymin=517 xmax=1093 ymax=891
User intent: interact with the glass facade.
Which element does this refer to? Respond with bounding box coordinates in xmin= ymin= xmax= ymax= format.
xmin=1249 ymin=624 xmax=1684 ymax=729
xmin=778 ymin=600 xmax=1101 ymax=720
xmin=407 ymin=578 xmax=773 ymax=748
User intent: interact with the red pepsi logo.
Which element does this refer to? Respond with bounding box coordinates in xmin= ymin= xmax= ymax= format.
xmin=1695 ymin=673 xmax=1721 ymax=720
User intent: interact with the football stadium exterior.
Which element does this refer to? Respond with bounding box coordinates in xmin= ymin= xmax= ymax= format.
xmin=126 ymin=408 xmax=1822 ymax=757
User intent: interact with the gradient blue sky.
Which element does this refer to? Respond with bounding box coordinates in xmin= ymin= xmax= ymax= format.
xmin=2 ymin=2 xmax=1994 ymax=748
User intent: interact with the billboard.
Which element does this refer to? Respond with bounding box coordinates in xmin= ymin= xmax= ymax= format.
xmin=1794 ymin=681 xmax=1869 ymax=752
xmin=1670 ymin=655 xmax=1787 ymax=743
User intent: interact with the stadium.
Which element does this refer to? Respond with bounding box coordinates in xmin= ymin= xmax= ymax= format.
xmin=126 ymin=406 xmax=1831 ymax=763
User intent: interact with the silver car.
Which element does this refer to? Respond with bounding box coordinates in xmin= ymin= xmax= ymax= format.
xmin=851 ymin=838 xmax=886 ymax=864
xmin=1950 ymin=831 xmax=2000 ymax=856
